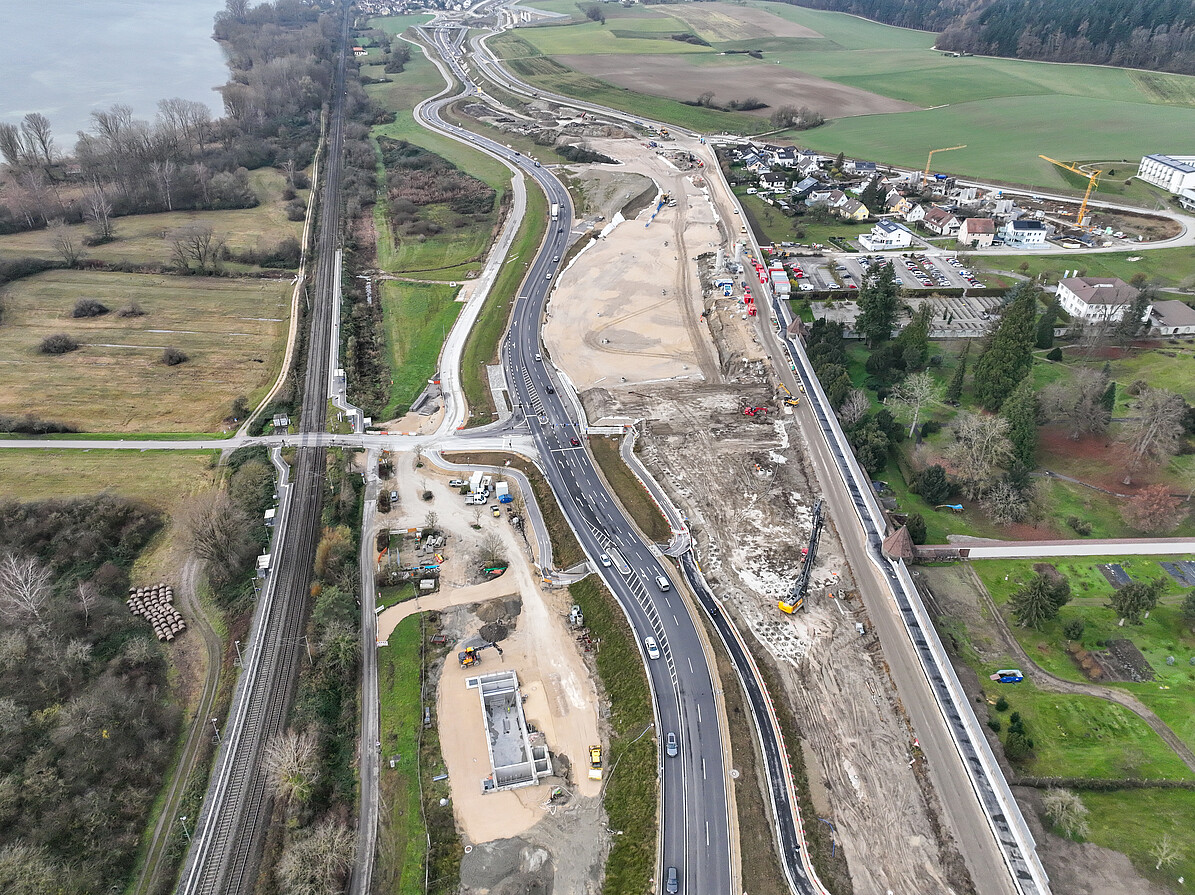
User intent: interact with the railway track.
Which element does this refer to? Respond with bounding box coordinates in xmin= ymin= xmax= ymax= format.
xmin=174 ymin=5 xmax=350 ymax=894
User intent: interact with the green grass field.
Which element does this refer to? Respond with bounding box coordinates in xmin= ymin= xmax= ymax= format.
xmin=0 ymin=169 xmax=304 ymax=270
xmin=368 ymin=13 xmax=433 ymax=34
xmin=975 ymin=555 xmax=1195 ymax=751
xmin=375 ymin=616 xmax=428 ymax=895
xmin=363 ymin=36 xmax=510 ymax=280
xmin=0 ymin=449 xmax=217 ymax=507
xmin=977 ymin=249 xmax=1195 ymax=290
xmin=1081 ymin=789 xmax=1195 ymax=889
xmin=0 ymin=270 xmax=290 ymax=432
xmin=379 ymin=281 xmax=462 ymax=419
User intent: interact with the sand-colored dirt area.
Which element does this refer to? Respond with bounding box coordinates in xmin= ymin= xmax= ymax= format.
xmin=543 ymin=138 xmax=723 ymax=390
xmin=665 ymin=2 xmax=825 ymax=41
xmin=555 ymin=54 xmax=918 ymax=118
xmin=375 ymin=454 xmax=602 ymax=848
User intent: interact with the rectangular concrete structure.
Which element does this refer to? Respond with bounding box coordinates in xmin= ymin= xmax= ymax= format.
xmin=469 ymin=670 xmax=552 ymax=792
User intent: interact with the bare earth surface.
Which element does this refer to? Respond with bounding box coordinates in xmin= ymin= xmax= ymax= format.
xmin=543 ymin=139 xmax=722 ymax=389
xmin=554 ymin=54 xmax=918 ymax=118
xmin=376 ymin=455 xmax=607 ymax=892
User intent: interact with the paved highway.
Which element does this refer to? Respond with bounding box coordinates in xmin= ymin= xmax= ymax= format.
xmin=417 ymin=22 xmax=735 ymax=893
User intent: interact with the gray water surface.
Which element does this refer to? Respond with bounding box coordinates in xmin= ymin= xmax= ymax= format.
xmin=1 ymin=0 xmax=226 ymax=141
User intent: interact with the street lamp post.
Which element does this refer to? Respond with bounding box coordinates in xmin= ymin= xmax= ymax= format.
xmin=233 ymin=639 xmax=244 ymax=668
xmin=210 ymin=717 xmax=221 ymax=744
xmin=179 ymin=815 xmax=192 ymax=842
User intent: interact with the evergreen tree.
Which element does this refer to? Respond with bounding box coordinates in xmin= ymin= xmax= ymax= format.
xmin=894 ymin=303 xmax=934 ymax=371
xmin=945 ymin=343 xmax=969 ymax=403
xmin=911 ymin=464 xmax=951 ymax=503
xmin=973 ymin=283 xmax=1039 ymax=411
xmin=1010 ymin=572 xmax=1071 ymax=628
xmin=856 ymin=262 xmax=899 ymax=347
xmin=1109 ymin=577 xmax=1165 ymax=624
xmin=1100 ymin=379 xmax=1116 ymax=414
xmin=1001 ymin=378 xmax=1039 ymax=468
xmin=1035 ymin=298 xmax=1060 ymax=349
xmin=905 ymin=512 xmax=927 ymax=545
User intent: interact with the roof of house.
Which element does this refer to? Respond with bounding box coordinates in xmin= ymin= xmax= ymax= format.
xmin=853 ymin=161 xmax=877 ymax=171
xmin=923 ymin=206 xmax=958 ymax=225
xmin=840 ymin=199 xmax=865 ymax=214
xmin=1059 ymin=277 xmax=1138 ymax=306
xmin=792 ymin=176 xmax=819 ymax=192
xmin=1151 ymin=299 xmax=1195 ymax=326
xmin=962 ymin=217 xmax=995 ymax=233
xmin=1008 ymin=219 xmax=1047 ymax=231
xmin=874 ymin=220 xmax=910 ymax=235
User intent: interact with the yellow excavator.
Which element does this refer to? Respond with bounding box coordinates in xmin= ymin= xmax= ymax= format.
xmin=588 ymin=744 xmax=603 ymax=780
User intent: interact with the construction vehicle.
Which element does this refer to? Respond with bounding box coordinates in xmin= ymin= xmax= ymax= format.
xmin=920 ymin=144 xmax=967 ymax=188
xmin=779 ymin=499 xmax=824 ymax=613
xmin=742 ymin=406 xmax=769 ymax=416
xmin=1038 ymin=155 xmax=1102 ymax=226
xmin=777 ymin=383 xmax=800 ymax=407
xmin=457 ymin=641 xmax=503 ymax=667
xmin=588 ymin=744 xmax=603 ymax=780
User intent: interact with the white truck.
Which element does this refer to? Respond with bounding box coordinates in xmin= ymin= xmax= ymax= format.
xmin=550 ymin=203 xmax=560 ymax=221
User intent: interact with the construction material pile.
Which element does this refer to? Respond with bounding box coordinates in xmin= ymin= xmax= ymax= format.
xmin=127 ymin=583 xmax=186 ymax=642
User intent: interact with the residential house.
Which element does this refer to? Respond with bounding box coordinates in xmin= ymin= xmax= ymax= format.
xmin=1150 ymin=299 xmax=1195 ymax=336
xmin=1056 ymin=277 xmax=1147 ymax=324
xmin=796 ymin=154 xmax=822 ymax=176
xmin=352 ymin=46 xmax=367 ymax=56
xmin=790 ymin=176 xmax=819 ymax=200
xmin=904 ymin=204 xmax=925 ymax=223
xmin=773 ymin=147 xmax=798 ymax=168
xmin=1002 ymin=219 xmax=1049 ymax=246
xmin=825 ymin=190 xmax=848 ymax=208
xmin=838 ymin=199 xmax=869 ymax=220
xmin=922 ymin=206 xmax=961 ymax=236
xmin=1137 ymin=154 xmax=1195 ymax=194
xmin=858 ymin=220 xmax=914 ymax=251
xmin=759 ymin=172 xmax=787 ymax=192
xmin=957 ymin=217 xmax=995 ymax=247
xmin=846 ymin=160 xmax=877 ymax=176
xmin=806 ymin=187 xmax=835 ymax=206
xmin=884 ymin=190 xmax=912 ymax=216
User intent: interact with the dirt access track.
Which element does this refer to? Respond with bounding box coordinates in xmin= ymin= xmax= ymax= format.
xmin=546 ymin=129 xmax=975 ymax=892
xmin=554 ymin=53 xmax=917 ymax=119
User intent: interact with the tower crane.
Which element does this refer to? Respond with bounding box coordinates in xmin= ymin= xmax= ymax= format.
xmin=920 ymin=144 xmax=966 ymax=188
xmin=1038 ymin=155 xmax=1102 ymax=226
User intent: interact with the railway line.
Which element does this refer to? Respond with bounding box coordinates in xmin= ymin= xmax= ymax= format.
xmin=174 ymin=5 xmax=351 ymax=893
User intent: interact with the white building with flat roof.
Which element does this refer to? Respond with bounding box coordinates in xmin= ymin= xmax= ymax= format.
xmin=1137 ymin=154 xmax=1195 ymax=194
xmin=1057 ymin=276 xmax=1147 ymax=324
xmin=858 ymin=220 xmax=914 ymax=250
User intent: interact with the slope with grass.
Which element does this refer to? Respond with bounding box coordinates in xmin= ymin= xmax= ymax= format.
xmin=379 ymin=280 xmax=463 ymax=419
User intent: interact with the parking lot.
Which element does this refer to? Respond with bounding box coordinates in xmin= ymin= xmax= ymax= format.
xmin=779 ymin=252 xmax=987 ymax=293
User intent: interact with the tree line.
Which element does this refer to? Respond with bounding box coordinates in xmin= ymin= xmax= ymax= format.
xmin=784 ymin=0 xmax=1195 ymax=75
xmin=0 ymin=0 xmax=338 ymax=238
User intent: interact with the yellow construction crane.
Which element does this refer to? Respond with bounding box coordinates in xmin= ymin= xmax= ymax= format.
xmin=921 ymin=144 xmax=966 ymax=187
xmin=1038 ymin=155 xmax=1102 ymax=226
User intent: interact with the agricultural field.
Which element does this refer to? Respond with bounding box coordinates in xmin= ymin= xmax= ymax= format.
xmin=512 ymin=0 xmax=1195 ymax=190
xmin=0 ymin=449 xmax=217 ymax=508
xmin=379 ymin=280 xmax=462 ymax=420
xmin=0 ymin=270 xmax=291 ymax=432
xmin=0 ymin=169 xmax=305 ymax=270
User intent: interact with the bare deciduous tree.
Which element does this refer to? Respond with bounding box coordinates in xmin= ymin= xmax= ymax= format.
xmin=263 ymin=729 xmax=319 ymax=804
xmin=21 ymin=112 xmax=55 ymax=167
xmin=948 ymin=412 xmax=1013 ymax=500
xmin=0 ymin=552 xmax=53 ymax=624
xmin=1119 ymin=387 xmax=1186 ymax=484
xmin=1041 ymin=788 xmax=1090 ymax=840
xmin=422 ymin=510 xmax=438 ymax=532
xmin=476 ymin=531 xmax=507 ymax=570
xmin=179 ymin=490 xmax=254 ymax=584
xmin=48 ymin=219 xmax=80 ymax=266
xmin=838 ymin=388 xmax=869 ymax=428
xmin=76 ymin=580 xmax=99 ymax=626
xmin=84 ymin=180 xmax=114 ymax=241
xmin=1041 ymin=366 xmax=1110 ymax=440
xmin=150 ymin=159 xmax=178 ymax=211
xmin=0 ymin=843 xmax=62 ymax=894
xmin=887 ymin=371 xmax=942 ymax=437
xmin=170 ymin=224 xmax=225 ymax=274
xmin=276 ymin=817 xmax=355 ymax=895
xmin=982 ymin=479 xmax=1033 ymax=525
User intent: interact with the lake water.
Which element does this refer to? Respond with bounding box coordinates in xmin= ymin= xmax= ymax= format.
xmin=0 ymin=0 xmax=227 ymax=140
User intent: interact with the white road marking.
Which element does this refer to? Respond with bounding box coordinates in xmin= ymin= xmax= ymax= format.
xmin=687 ymin=657 xmax=694 ymax=673
xmin=702 ymin=758 xmax=706 ymax=780
xmin=697 ymin=704 xmax=702 ymax=723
